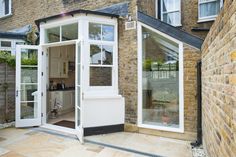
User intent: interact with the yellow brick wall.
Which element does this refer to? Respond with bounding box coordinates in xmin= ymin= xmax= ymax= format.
xmin=202 ymin=0 xmax=236 ymax=157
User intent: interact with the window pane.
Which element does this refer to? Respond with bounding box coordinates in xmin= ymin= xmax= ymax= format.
xmin=62 ymin=23 xmax=78 ymax=41
xmin=4 ymin=0 xmax=9 ymax=15
xmin=163 ymin=12 xmax=181 ymax=26
xmin=102 ymin=25 xmax=114 ymax=41
xmin=90 ymin=67 xmax=112 ymax=86
xmin=1 ymin=41 xmax=11 ymax=47
xmin=200 ymin=1 xmax=220 ymax=18
xmin=89 ymin=23 xmax=101 ymax=40
xmin=102 ymin=45 xmax=113 ymax=65
xmin=90 ymin=45 xmax=101 ymax=64
xmin=142 ymin=27 xmax=180 ymax=128
xmin=45 ymin=27 xmax=60 ymax=43
xmin=163 ymin=0 xmax=180 ymax=12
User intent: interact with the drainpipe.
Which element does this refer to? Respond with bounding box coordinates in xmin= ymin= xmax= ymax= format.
xmin=191 ymin=60 xmax=202 ymax=147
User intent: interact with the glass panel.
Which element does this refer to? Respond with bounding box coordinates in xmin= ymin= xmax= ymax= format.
xmin=77 ymin=108 xmax=80 ymax=127
xmin=142 ymin=27 xmax=180 ymax=128
xmin=77 ymin=64 xmax=80 ymax=84
xmin=162 ymin=0 xmax=180 ymax=12
xmin=45 ymin=27 xmax=60 ymax=43
xmin=163 ymin=12 xmax=181 ymax=26
xmin=20 ymin=85 xmax=37 ymax=102
xmin=89 ymin=23 xmax=101 ymax=40
xmin=102 ymin=25 xmax=114 ymax=41
xmin=20 ymin=102 xmax=37 ymax=119
xmin=1 ymin=41 xmax=11 ymax=47
xmin=90 ymin=45 xmax=101 ymax=64
xmin=200 ymin=1 xmax=220 ymax=18
xmin=21 ymin=49 xmax=38 ymax=66
xmin=102 ymin=45 xmax=113 ymax=65
xmin=21 ymin=67 xmax=38 ymax=83
xmin=90 ymin=67 xmax=112 ymax=86
xmin=77 ymin=87 xmax=81 ymax=107
xmin=62 ymin=23 xmax=78 ymax=41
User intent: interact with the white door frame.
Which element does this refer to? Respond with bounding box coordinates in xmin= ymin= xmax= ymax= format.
xmin=137 ymin=22 xmax=184 ymax=133
xmin=15 ymin=45 xmax=42 ymax=127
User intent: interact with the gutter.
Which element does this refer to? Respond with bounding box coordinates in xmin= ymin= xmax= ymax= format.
xmin=191 ymin=60 xmax=202 ymax=147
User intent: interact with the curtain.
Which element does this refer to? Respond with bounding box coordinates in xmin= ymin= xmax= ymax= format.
xmin=162 ymin=0 xmax=181 ymax=26
xmin=200 ymin=0 xmax=221 ymax=18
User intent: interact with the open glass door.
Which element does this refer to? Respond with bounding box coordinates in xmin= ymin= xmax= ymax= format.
xmin=15 ymin=45 xmax=42 ymax=127
xmin=75 ymin=41 xmax=84 ymax=142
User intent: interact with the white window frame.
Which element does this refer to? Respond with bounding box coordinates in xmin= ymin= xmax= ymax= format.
xmin=198 ymin=0 xmax=223 ymax=22
xmin=137 ymin=22 xmax=184 ymax=133
xmin=160 ymin=0 xmax=182 ymax=27
xmin=0 ymin=38 xmax=25 ymax=55
xmin=40 ymin=15 xmax=118 ymax=96
xmin=0 ymin=0 xmax=12 ymax=19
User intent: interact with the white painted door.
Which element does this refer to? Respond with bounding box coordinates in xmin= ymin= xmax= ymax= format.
xmin=75 ymin=41 xmax=84 ymax=142
xmin=15 ymin=45 xmax=42 ymax=127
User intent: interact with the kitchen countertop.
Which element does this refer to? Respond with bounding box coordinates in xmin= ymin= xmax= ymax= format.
xmin=48 ymin=88 xmax=75 ymax=92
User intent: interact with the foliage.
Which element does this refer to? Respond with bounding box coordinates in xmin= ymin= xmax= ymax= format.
xmin=143 ymin=59 xmax=152 ymax=71
xmin=0 ymin=51 xmax=16 ymax=67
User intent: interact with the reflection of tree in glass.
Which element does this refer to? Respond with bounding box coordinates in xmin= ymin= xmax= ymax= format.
xmin=21 ymin=50 xmax=37 ymax=65
xmin=89 ymin=23 xmax=101 ymax=40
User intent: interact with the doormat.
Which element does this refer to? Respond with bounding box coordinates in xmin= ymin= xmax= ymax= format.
xmin=54 ymin=120 xmax=75 ymax=129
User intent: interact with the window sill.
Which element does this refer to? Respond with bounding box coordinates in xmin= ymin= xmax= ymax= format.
xmin=197 ymin=17 xmax=216 ymax=23
xmin=0 ymin=14 xmax=13 ymax=20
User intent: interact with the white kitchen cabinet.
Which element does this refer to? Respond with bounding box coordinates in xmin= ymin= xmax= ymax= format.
xmin=49 ymin=46 xmax=69 ymax=78
xmin=49 ymin=58 xmax=61 ymax=78
xmin=67 ymin=45 xmax=75 ymax=62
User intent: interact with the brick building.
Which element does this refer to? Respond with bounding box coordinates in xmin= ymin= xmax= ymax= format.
xmin=0 ymin=1 xmax=232 ymax=157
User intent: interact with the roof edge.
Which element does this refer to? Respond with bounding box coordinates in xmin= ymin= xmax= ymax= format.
xmin=35 ymin=9 xmax=119 ymax=27
xmin=137 ymin=11 xmax=204 ymax=50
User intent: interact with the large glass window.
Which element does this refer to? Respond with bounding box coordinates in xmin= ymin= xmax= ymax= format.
xmin=142 ymin=26 xmax=181 ymax=129
xmin=199 ymin=0 xmax=223 ymax=21
xmin=161 ymin=0 xmax=181 ymax=26
xmin=45 ymin=27 xmax=60 ymax=43
xmin=62 ymin=23 xmax=78 ymax=41
xmin=0 ymin=0 xmax=11 ymax=18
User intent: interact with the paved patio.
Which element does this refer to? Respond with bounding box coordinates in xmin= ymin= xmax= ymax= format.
xmin=0 ymin=127 xmax=193 ymax=157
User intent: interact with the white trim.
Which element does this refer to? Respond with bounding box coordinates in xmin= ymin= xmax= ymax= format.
xmin=0 ymin=38 xmax=25 ymax=55
xmin=155 ymin=0 xmax=158 ymax=19
xmin=137 ymin=22 xmax=184 ymax=133
xmin=0 ymin=0 xmax=12 ymax=19
xmin=160 ymin=0 xmax=182 ymax=27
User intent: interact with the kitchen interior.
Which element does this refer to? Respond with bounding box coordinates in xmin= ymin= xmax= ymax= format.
xmin=47 ymin=44 xmax=76 ymax=129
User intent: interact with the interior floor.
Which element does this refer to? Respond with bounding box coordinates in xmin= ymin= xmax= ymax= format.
xmin=48 ymin=111 xmax=75 ymax=124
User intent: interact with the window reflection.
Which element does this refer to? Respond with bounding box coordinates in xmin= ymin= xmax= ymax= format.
xmin=142 ymin=27 xmax=180 ymax=128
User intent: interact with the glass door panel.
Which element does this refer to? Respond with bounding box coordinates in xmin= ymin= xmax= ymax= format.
xmin=75 ymin=41 xmax=83 ymax=142
xmin=16 ymin=45 xmax=42 ymax=127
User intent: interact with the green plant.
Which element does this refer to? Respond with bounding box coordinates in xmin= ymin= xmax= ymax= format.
xmin=143 ymin=59 xmax=152 ymax=71
xmin=0 ymin=51 xmax=16 ymax=68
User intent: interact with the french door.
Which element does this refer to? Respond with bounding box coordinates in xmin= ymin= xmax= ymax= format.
xmin=15 ymin=45 xmax=42 ymax=127
xmin=75 ymin=41 xmax=84 ymax=142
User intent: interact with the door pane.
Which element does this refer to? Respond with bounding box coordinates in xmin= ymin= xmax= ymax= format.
xmin=62 ymin=23 xmax=78 ymax=41
xmin=142 ymin=27 xmax=180 ymax=128
xmin=20 ymin=85 xmax=37 ymax=102
xmin=21 ymin=102 xmax=38 ymax=119
xmin=21 ymin=67 xmax=38 ymax=83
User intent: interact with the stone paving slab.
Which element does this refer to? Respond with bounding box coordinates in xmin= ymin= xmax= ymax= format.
xmin=0 ymin=128 xmax=193 ymax=157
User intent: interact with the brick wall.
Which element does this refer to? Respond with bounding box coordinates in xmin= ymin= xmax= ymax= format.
xmin=201 ymin=0 xmax=236 ymax=157
xmin=137 ymin=0 xmax=214 ymax=39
